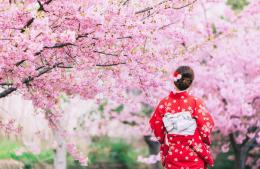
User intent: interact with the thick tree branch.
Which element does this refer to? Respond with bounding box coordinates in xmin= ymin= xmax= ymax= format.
xmin=0 ymin=82 xmax=13 ymax=86
xmin=44 ymin=0 xmax=54 ymax=5
xmin=0 ymin=87 xmax=17 ymax=98
xmin=37 ymin=0 xmax=45 ymax=12
xmin=21 ymin=18 xmax=35 ymax=33
xmin=15 ymin=60 xmax=26 ymax=66
xmin=0 ymin=62 xmax=65 ymax=98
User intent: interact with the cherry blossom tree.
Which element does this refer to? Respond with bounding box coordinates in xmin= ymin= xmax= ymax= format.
xmin=0 ymin=0 xmax=259 ymax=169
xmin=167 ymin=1 xmax=260 ymax=168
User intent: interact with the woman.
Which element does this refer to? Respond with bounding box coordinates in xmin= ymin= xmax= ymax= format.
xmin=149 ymin=66 xmax=215 ymax=169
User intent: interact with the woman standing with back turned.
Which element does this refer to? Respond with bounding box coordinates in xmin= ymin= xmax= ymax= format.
xmin=149 ymin=66 xmax=215 ymax=169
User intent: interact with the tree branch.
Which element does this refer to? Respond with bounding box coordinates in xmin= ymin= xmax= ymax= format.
xmin=93 ymin=50 xmax=119 ymax=56
xmin=135 ymin=0 xmax=168 ymax=14
xmin=44 ymin=0 xmax=54 ymax=5
xmin=117 ymin=36 xmax=132 ymax=39
xmin=172 ymin=0 xmax=197 ymax=10
xmin=0 ymin=87 xmax=17 ymax=98
xmin=43 ymin=43 xmax=76 ymax=49
xmin=122 ymin=0 xmax=130 ymax=6
xmin=21 ymin=18 xmax=35 ymax=33
xmin=20 ymin=0 xmax=54 ymax=32
xmin=0 ymin=83 xmax=13 ymax=86
xmin=0 ymin=62 xmax=65 ymax=98
xmin=96 ymin=62 xmax=126 ymax=67
xmin=135 ymin=0 xmax=197 ymax=15
xmin=37 ymin=0 xmax=45 ymax=12
xmin=35 ymin=42 xmax=76 ymax=55
xmin=135 ymin=7 xmax=154 ymax=14
xmin=15 ymin=60 xmax=26 ymax=66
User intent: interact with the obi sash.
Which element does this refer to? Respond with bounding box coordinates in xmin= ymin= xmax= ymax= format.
xmin=162 ymin=111 xmax=197 ymax=135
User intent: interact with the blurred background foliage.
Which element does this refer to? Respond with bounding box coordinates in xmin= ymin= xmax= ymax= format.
xmin=0 ymin=137 xmax=245 ymax=169
xmin=227 ymin=0 xmax=249 ymax=10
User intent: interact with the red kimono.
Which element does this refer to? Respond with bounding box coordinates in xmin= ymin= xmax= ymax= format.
xmin=149 ymin=90 xmax=215 ymax=169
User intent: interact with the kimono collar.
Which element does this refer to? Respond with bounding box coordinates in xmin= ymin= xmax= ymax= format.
xmin=169 ymin=90 xmax=189 ymax=98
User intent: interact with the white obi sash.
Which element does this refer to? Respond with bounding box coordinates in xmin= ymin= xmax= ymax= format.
xmin=162 ymin=111 xmax=197 ymax=135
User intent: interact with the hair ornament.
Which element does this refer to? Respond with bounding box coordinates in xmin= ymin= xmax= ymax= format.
xmin=173 ymin=71 xmax=182 ymax=82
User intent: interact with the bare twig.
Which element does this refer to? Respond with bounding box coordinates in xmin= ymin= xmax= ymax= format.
xmin=93 ymin=50 xmax=119 ymax=56
xmin=172 ymin=0 xmax=197 ymax=10
xmin=96 ymin=62 xmax=126 ymax=67
xmin=135 ymin=0 xmax=168 ymax=14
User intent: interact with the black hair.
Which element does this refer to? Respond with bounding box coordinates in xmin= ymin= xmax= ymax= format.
xmin=173 ymin=66 xmax=194 ymax=90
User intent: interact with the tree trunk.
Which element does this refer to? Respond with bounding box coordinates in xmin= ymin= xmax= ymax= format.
xmin=53 ymin=131 xmax=67 ymax=169
xmin=144 ymin=135 xmax=162 ymax=169
xmin=229 ymin=134 xmax=248 ymax=169
xmin=233 ymin=148 xmax=247 ymax=169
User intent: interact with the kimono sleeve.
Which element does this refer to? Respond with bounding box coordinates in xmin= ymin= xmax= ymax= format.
xmin=149 ymin=100 xmax=166 ymax=144
xmin=193 ymin=98 xmax=215 ymax=145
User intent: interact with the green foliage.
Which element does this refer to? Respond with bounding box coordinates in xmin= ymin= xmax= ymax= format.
xmin=213 ymin=151 xmax=234 ymax=169
xmin=0 ymin=139 xmax=54 ymax=168
xmin=0 ymin=139 xmax=21 ymax=159
xmin=10 ymin=151 xmax=54 ymax=166
xmin=67 ymin=155 xmax=87 ymax=169
xmin=88 ymin=136 xmax=138 ymax=169
xmin=227 ymin=0 xmax=249 ymax=10
xmin=98 ymin=100 xmax=108 ymax=113
xmin=111 ymin=104 xmax=124 ymax=113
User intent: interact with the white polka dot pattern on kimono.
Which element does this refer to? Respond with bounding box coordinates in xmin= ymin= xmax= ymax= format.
xmin=149 ymin=92 xmax=214 ymax=168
